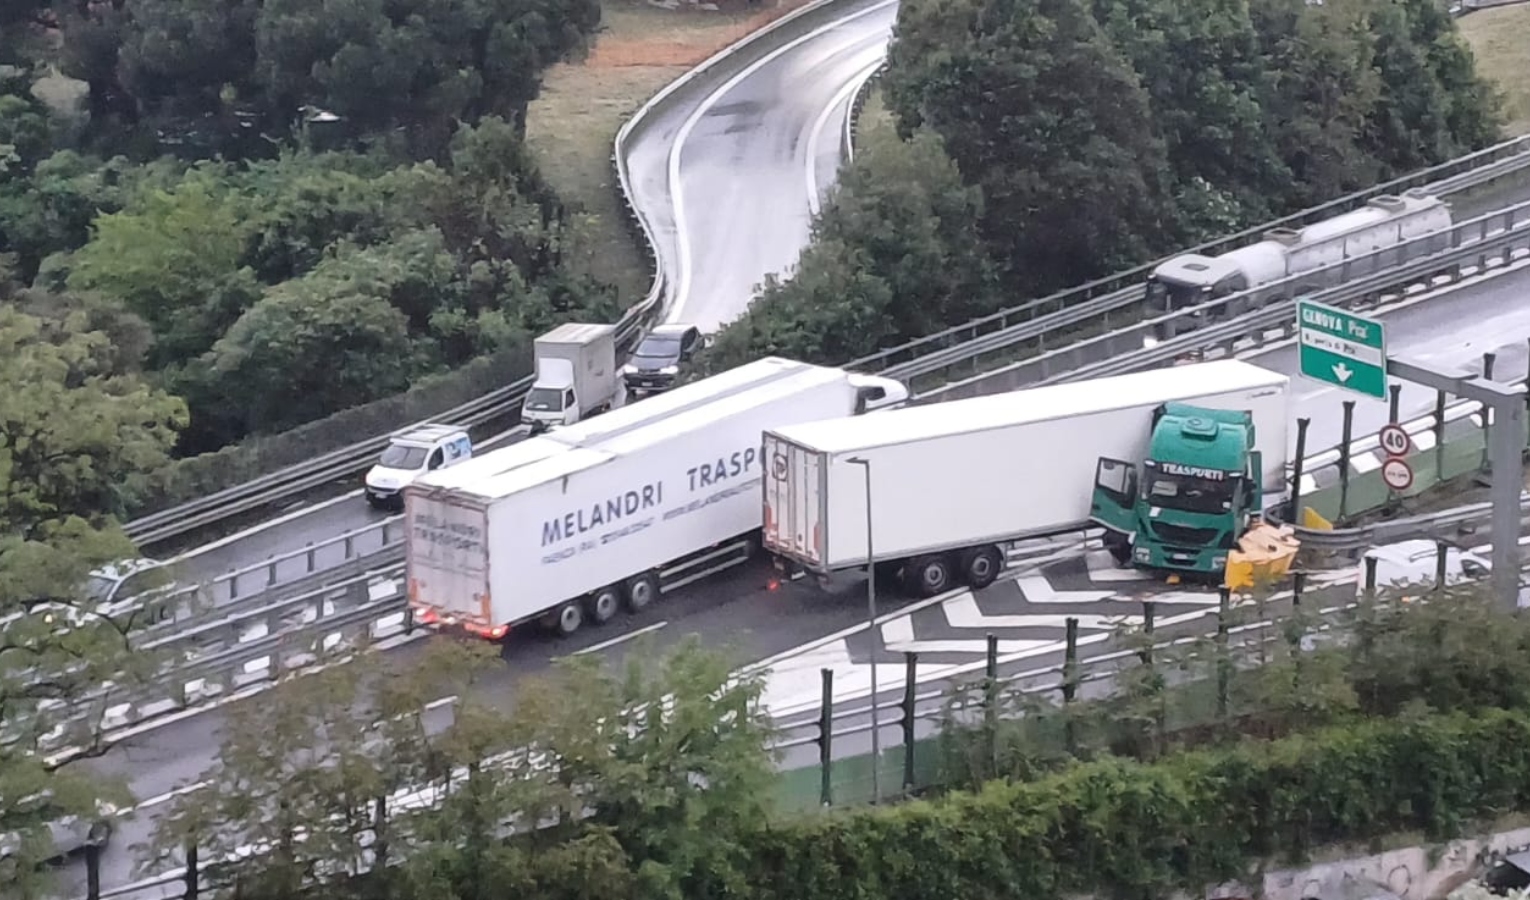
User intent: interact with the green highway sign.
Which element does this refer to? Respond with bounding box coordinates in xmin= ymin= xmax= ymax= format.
xmin=1296 ymin=298 xmax=1388 ymax=400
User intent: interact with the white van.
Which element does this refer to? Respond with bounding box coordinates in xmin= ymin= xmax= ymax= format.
xmin=365 ymin=425 xmax=472 ymax=511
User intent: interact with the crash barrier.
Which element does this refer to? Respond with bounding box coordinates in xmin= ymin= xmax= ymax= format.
xmin=915 ymin=198 xmax=1530 ymax=402
xmin=123 ymin=134 xmax=1530 ymax=549
xmin=83 ymin=570 xmax=1414 ymax=900
xmin=856 ymin=134 xmax=1530 ymax=384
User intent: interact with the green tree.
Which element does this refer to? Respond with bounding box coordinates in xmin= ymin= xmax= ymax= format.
xmin=0 ymin=307 xmax=184 ymax=897
xmin=204 ymin=246 xmax=426 ymax=434
xmin=1245 ymin=0 xmax=1387 ymax=207
xmin=252 ymin=0 xmax=601 ymax=156
xmin=0 ymin=307 xmax=187 ymax=530
xmin=63 ymin=165 xmax=260 ymax=366
xmin=705 ymin=123 xmax=998 ymax=369
xmin=1087 ymin=0 xmax=1290 ymax=233
xmin=0 ymin=152 xmax=177 ymax=284
xmin=885 ymin=0 xmax=1176 ymax=295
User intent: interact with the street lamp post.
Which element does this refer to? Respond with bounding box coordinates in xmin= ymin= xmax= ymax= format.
xmin=846 ymin=456 xmax=880 ymax=803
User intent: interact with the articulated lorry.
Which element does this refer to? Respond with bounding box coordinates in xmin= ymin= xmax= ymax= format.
xmin=403 ymin=358 xmax=908 ymax=640
xmin=762 ymin=361 xmax=1289 ymax=597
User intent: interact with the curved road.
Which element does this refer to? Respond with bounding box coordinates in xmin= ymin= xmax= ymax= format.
xmin=662 ymin=0 xmax=896 ymax=332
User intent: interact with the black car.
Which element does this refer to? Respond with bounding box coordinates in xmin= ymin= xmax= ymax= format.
xmin=623 ymin=324 xmax=703 ymax=393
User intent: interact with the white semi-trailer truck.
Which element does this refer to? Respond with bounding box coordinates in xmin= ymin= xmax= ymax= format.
xmin=403 ymin=357 xmax=908 ymax=640
xmin=762 ymin=361 xmax=1289 ymax=597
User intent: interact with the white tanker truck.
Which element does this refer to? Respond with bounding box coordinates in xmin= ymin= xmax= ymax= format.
xmin=1143 ymin=189 xmax=1453 ymax=347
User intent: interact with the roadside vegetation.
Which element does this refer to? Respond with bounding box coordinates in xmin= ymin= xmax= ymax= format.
xmin=704 ymin=0 xmax=1506 ymax=370
xmin=2 ymin=0 xmax=808 ymax=517
xmin=1458 ymin=4 xmax=1530 ymax=137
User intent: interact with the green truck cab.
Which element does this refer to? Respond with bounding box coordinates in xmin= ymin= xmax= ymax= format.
xmin=1090 ymin=403 xmax=1263 ymax=578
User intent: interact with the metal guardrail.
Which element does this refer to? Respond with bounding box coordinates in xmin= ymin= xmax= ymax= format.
xmin=915 ymin=197 xmax=1530 ymax=401
xmin=121 ymin=131 xmax=1530 ymax=549
xmin=35 ymin=567 xmax=413 ymax=762
xmin=852 ymin=134 xmax=1530 ymax=380
xmin=1291 ymin=497 xmax=1530 ymax=553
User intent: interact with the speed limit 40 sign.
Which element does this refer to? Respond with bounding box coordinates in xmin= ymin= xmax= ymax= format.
xmin=1378 ymin=423 xmax=1412 ymax=459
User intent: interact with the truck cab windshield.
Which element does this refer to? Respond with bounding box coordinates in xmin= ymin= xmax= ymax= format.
xmin=379 ymin=445 xmax=429 ymax=469
xmin=525 ymin=387 xmax=565 ymax=412
xmin=1145 ymin=277 xmax=1207 ymax=313
xmin=1144 ymin=472 xmax=1236 ymax=515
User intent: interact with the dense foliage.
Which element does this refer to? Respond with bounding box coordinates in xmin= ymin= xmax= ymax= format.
xmin=706 ymin=0 xmax=1504 ymax=369
xmin=0 ymin=301 xmax=183 ymax=896
xmin=1 ymin=0 xmax=609 ymax=456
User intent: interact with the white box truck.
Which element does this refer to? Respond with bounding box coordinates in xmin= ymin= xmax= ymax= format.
xmin=763 ymin=361 xmax=1290 ymax=597
xmin=404 ymin=358 xmax=908 ymax=640
xmin=522 ymin=323 xmax=619 ymax=433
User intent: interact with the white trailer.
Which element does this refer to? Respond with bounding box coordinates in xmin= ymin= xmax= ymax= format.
xmin=762 ymin=361 xmax=1289 ymax=596
xmin=404 ymin=358 xmax=907 ymax=640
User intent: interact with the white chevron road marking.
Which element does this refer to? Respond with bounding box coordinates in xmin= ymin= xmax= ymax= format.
xmin=943 ymin=593 xmax=1126 ymax=631
xmin=1012 ymin=574 xmax=1117 ymax=604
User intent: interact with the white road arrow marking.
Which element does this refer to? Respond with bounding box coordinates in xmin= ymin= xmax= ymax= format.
xmin=1333 ymin=362 xmax=1353 ymax=383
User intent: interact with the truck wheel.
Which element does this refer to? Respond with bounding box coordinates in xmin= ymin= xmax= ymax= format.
xmin=587 ymin=586 xmax=621 ymax=625
xmin=625 ymin=572 xmax=661 ymax=612
xmin=905 ymin=555 xmax=953 ymax=598
xmin=960 ymin=546 xmax=1004 ymax=590
xmin=553 ymin=601 xmax=584 ymax=637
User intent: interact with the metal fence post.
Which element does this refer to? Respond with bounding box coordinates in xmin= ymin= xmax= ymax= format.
xmin=1389 ymin=383 xmax=1401 ymax=423
xmin=984 ymin=634 xmax=999 ymax=773
xmin=1434 ymin=390 xmax=1448 ymax=482
xmin=85 ymin=841 xmax=101 ymax=899
xmin=1139 ymin=601 xmax=1156 ymax=670
xmin=1435 ymin=540 xmax=1450 ymax=591
xmin=901 ymin=651 xmax=917 ymax=791
xmin=1063 ymin=616 xmax=1079 ymax=753
xmin=1290 ymin=418 xmax=1310 ymax=523
xmin=1338 ymin=400 xmax=1356 ymax=518
xmin=1216 ymin=587 xmax=1231 ymax=719
xmin=185 ymin=841 xmax=200 ymax=900
xmin=1484 ymin=352 xmax=1498 ymax=471
xmin=818 ymin=668 xmax=833 ymax=807
xmin=1288 ymin=572 xmax=1306 ymax=676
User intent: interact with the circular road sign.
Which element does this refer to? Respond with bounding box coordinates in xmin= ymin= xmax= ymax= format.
xmin=1378 ymin=424 xmax=1412 ymax=458
xmin=1381 ymin=457 xmax=1414 ymax=492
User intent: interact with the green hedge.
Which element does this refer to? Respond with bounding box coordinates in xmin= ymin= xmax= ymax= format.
xmin=748 ymin=707 xmax=1530 ymax=900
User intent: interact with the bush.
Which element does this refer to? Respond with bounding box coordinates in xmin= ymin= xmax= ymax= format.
xmin=751 ymin=707 xmax=1530 ymax=900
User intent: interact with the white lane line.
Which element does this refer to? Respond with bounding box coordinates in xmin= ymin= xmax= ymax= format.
xmin=805 ymin=56 xmax=886 ymax=216
xmin=667 ymin=0 xmax=900 ymax=324
xmin=567 ymin=621 xmax=668 ymax=657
